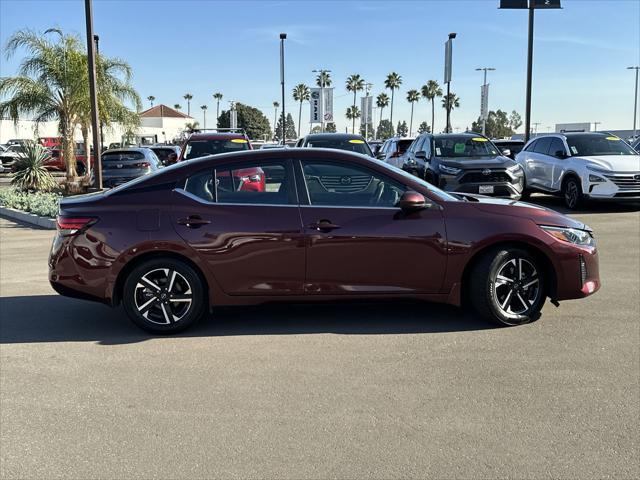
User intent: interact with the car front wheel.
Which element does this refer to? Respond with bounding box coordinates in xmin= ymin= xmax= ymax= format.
xmin=469 ymin=248 xmax=545 ymax=326
xmin=122 ymin=258 xmax=206 ymax=334
xmin=562 ymin=176 xmax=584 ymax=210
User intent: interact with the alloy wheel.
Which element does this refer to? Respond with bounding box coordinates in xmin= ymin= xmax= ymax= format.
xmin=134 ymin=268 xmax=193 ymax=325
xmin=564 ymin=180 xmax=579 ymax=209
xmin=492 ymin=258 xmax=541 ymax=316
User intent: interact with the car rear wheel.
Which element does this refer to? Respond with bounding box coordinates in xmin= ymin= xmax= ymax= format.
xmin=123 ymin=258 xmax=206 ymax=334
xmin=469 ymin=247 xmax=545 ymax=326
xmin=562 ymin=176 xmax=584 ymax=210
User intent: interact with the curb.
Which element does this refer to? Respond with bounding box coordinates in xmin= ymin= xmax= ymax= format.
xmin=0 ymin=206 xmax=56 ymax=229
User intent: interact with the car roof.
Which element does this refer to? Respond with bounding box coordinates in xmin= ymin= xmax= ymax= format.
xmin=433 ymin=132 xmax=487 ymax=138
xmin=187 ymin=132 xmax=247 ymax=140
xmin=103 ymin=147 xmax=151 ymax=154
xmin=303 ymin=133 xmax=366 ymax=140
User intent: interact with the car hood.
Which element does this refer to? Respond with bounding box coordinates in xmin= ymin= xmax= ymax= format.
xmin=457 ymin=194 xmax=587 ymax=230
xmin=439 ymin=156 xmax=515 ymax=169
xmin=579 ymin=155 xmax=640 ymax=173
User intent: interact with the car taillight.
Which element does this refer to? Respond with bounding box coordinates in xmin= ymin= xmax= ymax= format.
xmin=56 ymin=216 xmax=96 ymax=236
xmin=135 ymin=162 xmax=150 ymax=168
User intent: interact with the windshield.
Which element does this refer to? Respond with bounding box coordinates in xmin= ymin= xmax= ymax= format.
xmin=306 ymin=138 xmax=373 ymax=156
xmin=183 ymin=138 xmax=249 ymax=160
xmin=567 ymin=134 xmax=637 ymax=156
xmin=434 ymin=135 xmax=500 ymax=158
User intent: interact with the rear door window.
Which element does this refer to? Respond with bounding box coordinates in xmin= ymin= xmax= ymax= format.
xmin=533 ymin=137 xmax=553 ymax=155
xmin=547 ymin=138 xmax=566 ymax=157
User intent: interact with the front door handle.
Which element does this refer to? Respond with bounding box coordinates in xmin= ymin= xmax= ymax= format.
xmin=308 ymin=220 xmax=341 ymax=232
xmin=177 ymin=215 xmax=210 ymax=228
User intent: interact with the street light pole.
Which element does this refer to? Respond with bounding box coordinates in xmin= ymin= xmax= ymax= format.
xmin=84 ymin=0 xmax=101 ymax=189
xmin=93 ymin=34 xmax=104 ymax=155
xmin=279 ymin=33 xmax=286 ymax=145
xmin=524 ymin=5 xmax=535 ymax=143
xmin=628 ymin=66 xmax=640 ymax=138
xmin=475 ymin=67 xmax=495 ymax=136
xmin=364 ymin=82 xmax=373 ymax=140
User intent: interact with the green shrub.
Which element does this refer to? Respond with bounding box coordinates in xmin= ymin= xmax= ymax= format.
xmin=11 ymin=143 xmax=58 ymax=192
xmin=0 ymin=188 xmax=61 ymax=218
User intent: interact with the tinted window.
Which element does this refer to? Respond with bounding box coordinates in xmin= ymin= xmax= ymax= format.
xmin=305 ymin=138 xmax=372 ymax=156
xmin=397 ymin=140 xmax=413 ymax=153
xmin=547 ymin=138 xmax=566 ymax=157
xmin=152 ymin=148 xmax=176 ymax=162
xmin=524 ymin=140 xmax=537 ymax=152
xmin=184 ymin=162 xmax=292 ymax=205
xmin=566 ymin=134 xmax=637 ymax=156
xmin=302 ymin=161 xmax=405 ymax=208
xmin=434 ymin=135 xmax=499 ymax=158
xmin=533 ymin=137 xmax=553 ymax=155
xmin=183 ymin=138 xmax=249 ymax=160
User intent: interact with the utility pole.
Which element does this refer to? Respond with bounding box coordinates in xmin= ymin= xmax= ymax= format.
xmin=84 ymin=0 xmax=101 ymax=189
xmin=279 ymin=33 xmax=286 ymax=145
xmin=524 ymin=4 xmax=535 ymax=143
xmin=593 ymin=121 xmax=601 ymax=132
xmin=93 ymin=34 xmax=104 ymax=155
xmin=476 ymin=67 xmax=495 ymax=136
xmin=532 ymin=122 xmax=541 ymax=136
xmin=628 ymin=66 xmax=640 ymax=138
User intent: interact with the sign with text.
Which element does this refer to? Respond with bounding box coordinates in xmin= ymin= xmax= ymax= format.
xmin=323 ymin=88 xmax=334 ymax=122
xmin=310 ymin=88 xmax=322 ymax=123
xmin=444 ymin=39 xmax=453 ymax=84
xmin=360 ymin=96 xmax=373 ymax=124
xmin=480 ymin=84 xmax=489 ymax=120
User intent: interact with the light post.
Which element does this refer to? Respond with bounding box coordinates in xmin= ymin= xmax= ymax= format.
xmin=628 ymin=66 xmax=640 ymax=138
xmin=475 ymin=67 xmax=495 ymax=136
xmin=279 ymin=33 xmax=286 ymax=145
xmin=532 ymin=122 xmax=541 ymax=136
xmin=313 ymin=69 xmax=331 ymax=132
xmin=84 ymin=0 xmax=101 ymax=189
xmin=444 ymin=32 xmax=456 ymax=133
xmin=593 ymin=121 xmax=601 ymax=132
xmin=93 ymin=34 xmax=104 ymax=154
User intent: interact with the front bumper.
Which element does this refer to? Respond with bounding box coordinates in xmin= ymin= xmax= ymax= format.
xmin=439 ymin=169 xmax=524 ymax=199
xmin=584 ymin=171 xmax=640 ymax=202
xmin=554 ymin=244 xmax=600 ymax=301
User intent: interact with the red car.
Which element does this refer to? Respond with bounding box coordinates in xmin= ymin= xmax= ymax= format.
xmin=43 ymin=144 xmax=91 ymax=174
xmin=49 ymin=149 xmax=600 ymax=334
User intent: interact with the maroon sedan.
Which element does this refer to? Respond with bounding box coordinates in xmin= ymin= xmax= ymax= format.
xmin=49 ymin=149 xmax=600 ymax=334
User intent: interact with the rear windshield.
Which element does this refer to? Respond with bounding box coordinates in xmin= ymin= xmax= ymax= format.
xmin=151 ymin=148 xmax=175 ymax=162
xmin=102 ymin=152 xmax=145 ymax=162
xmin=306 ymin=138 xmax=372 ymax=156
xmin=183 ymin=139 xmax=249 ymax=160
xmin=566 ymin=134 xmax=636 ymax=156
xmin=396 ymin=140 xmax=413 ymax=153
xmin=434 ymin=135 xmax=499 ymax=158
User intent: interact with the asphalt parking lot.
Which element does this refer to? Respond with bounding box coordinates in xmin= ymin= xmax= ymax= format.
xmin=1 ymin=196 xmax=639 ymax=479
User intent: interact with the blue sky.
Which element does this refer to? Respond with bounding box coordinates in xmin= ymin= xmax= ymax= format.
xmin=1 ymin=0 xmax=639 ymax=135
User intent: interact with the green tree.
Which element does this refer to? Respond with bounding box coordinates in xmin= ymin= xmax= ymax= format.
xmin=397 ymin=120 xmax=408 ymax=137
xmin=417 ymin=121 xmax=430 ymax=134
xmin=376 ymin=119 xmax=394 ymax=140
xmin=315 ymin=71 xmax=332 ymax=87
xmin=325 ymin=122 xmax=337 ymax=133
xmin=509 ymin=110 xmax=523 ymax=132
xmin=346 ymin=105 xmax=360 ymax=131
xmin=376 ymin=92 xmax=389 ymax=131
xmin=213 ymin=92 xmax=223 ymax=121
xmin=274 ymin=112 xmax=296 ymax=141
xmin=218 ymin=103 xmax=271 ymax=140
xmin=346 ymin=74 xmax=365 ymax=133
xmin=183 ymin=93 xmax=193 ymax=116
xmin=174 ymin=104 xmax=182 ymax=110
xmin=471 ymin=109 xmax=514 ymax=139
xmin=292 ymin=83 xmax=310 ymax=138
xmin=359 ymin=121 xmax=375 ymax=140
xmin=0 ymin=28 xmax=140 ymax=181
xmin=442 ymin=92 xmax=460 ymax=133
xmin=200 ymin=104 xmax=208 ymax=129
xmin=384 ymin=72 xmax=402 ymax=128
xmin=406 ymin=89 xmax=420 ymax=136
xmin=421 ymin=80 xmax=442 ymax=133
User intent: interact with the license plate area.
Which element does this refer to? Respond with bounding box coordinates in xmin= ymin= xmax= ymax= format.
xmin=479 ymin=185 xmax=494 ymax=194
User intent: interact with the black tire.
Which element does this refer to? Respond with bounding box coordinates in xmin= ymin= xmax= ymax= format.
xmin=519 ymin=189 xmax=531 ymax=201
xmin=469 ymin=247 xmax=545 ymax=327
xmin=425 ymin=170 xmax=436 ymax=185
xmin=562 ymin=175 xmax=584 ymax=210
xmin=122 ymin=258 xmax=206 ymax=334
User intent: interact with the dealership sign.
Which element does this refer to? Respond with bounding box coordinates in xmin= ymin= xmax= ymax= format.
xmin=499 ymin=0 xmax=561 ymax=8
xmin=360 ymin=96 xmax=373 ymax=124
xmin=310 ymin=88 xmax=334 ymax=123
xmin=310 ymin=88 xmax=321 ymax=123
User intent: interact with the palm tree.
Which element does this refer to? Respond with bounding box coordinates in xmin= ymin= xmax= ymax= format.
xmin=384 ymin=72 xmax=402 ymax=129
xmin=345 ymin=74 xmax=365 ymax=134
xmin=346 ymin=106 xmax=360 ymax=127
xmin=183 ymin=93 xmax=193 ymax=116
xmin=421 ymin=80 xmax=443 ymax=133
xmin=184 ymin=121 xmax=199 ymax=133
xmin=0 ymin=28 xmax=140 ymax=181
xmin=174 ymin=104 xmax=182 ymax=110
xmin=376 ymin=93 xmax=390 ymax=130
xmin=200 ymin=105 xmax=208 ymax=129
xmin=406 ymin=89 xmax=420 ymax=136
xmin=315 ymin=71 xmax=332 ymax=87
xmin=292 ymin=84 xmax=310 ymax=137
xmin=441 ymin=93 xmax=460 ymax=133
xmin=213 ymin=92 xmax=223 ymax=124
xmin=273 ymin=101 xmax=280 ymax=138
xmin=147 ymin=95 xmax=155 ymax=107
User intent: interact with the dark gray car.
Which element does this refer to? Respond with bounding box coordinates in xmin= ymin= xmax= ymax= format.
xmin=101 ymin=148 xmax=162 ymax=188
xmin=297 ymin=133 xmax=374 ymax=157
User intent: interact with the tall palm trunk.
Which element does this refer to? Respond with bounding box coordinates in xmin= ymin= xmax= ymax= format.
xmin=216 ymin=101 xmax=220 ymax=126
xmin=378 ymin=106 xmax=384 ymax=130
xmin=60 ymin=116 xmax=77 ymax=181
xmin=390 ymin=90 xmax=395 ymax=129
xmin=298 ymin=100 xmax=303 ymax=137
xmin=81 ymin=124 xmax=89 ymax=176
xmin=352 ymin=91 xmax=357 ymax=134
xmin=409 ymin=103 xmax=414 ymax=136
xmin=431 ymin=100 xmax=435 ymax=134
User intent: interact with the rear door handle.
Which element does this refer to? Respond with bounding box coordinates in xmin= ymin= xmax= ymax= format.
xmin=308 ymin=220 xmax=341 ymax=232
xmin=177 ymin=215 xmax=211 ymax=228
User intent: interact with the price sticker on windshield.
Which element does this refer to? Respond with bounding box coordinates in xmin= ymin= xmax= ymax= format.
xmin=606 ymin=136 xmax=620 ymax=141
xmin=472 ymin=137 xmax=488 ymax=142
xmin=348 ymin=139 xmax=365 ymax=144
xmin=231 ymin=138 xmax=248 ymax=144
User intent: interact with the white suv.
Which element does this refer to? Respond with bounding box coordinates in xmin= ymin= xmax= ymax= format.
xmin=516 ymin=132 xmax=640 ymax=209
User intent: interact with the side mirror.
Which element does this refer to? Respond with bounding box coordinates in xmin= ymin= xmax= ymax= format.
xmin=501 ymin=148 xmax=511 ymax=157
xmin=396 ymin=191 xmax=428 ymax=212
xmin=168 ymin=152 xmax=178 ymax=164
xmin=555 ymin=150 xmax=567 ymax=159
xmin=415 ymin=150 xmax=426 ymax=159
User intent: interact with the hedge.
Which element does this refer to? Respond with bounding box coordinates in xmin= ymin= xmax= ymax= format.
xmin=0 ymin=188 xmax=61 ymax=218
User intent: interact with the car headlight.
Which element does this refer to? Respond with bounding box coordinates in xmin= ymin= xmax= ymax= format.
xmin=588 ymin=174 xmax=605 ymax=183
xmin=439 ymin=164 xmax=461 ymax=175
xmin=540 ymin=225 xmax=595 ymax=247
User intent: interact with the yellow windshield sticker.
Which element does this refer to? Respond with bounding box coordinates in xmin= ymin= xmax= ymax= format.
xmin=230 ymin=138 xmax=248 ymax=143
xmin=348 ymin=139 xmax=365 ymax=144
xmin=472 ymin=137 xmax=488 ymax=142
xmin=606 ymin=136 xmax=620 ymax=141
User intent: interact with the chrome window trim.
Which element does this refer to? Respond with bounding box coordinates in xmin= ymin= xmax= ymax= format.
xmin=174 ymin=188 xmax=298 ymax=208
